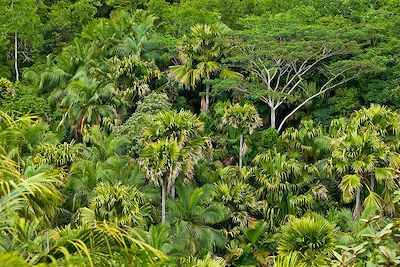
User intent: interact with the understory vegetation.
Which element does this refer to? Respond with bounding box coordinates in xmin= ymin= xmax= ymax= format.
xmin=0 ymin=0 xmax=400 ymax=266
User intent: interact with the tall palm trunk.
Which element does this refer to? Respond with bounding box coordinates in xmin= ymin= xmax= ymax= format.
xmin=370 ymin=173 xmax=375 ymax=191
xmin=161 ymin=182 xmax=167 ymax=223
xmin=171 ymin=185 xmax=175 ymax=198
xmin=353 ymin=188 xmax=362 ymax=220
xmin=239 ymin=131 xmax=243 ymax=168
xmin=14 ymin=32 xmax=19 ymax=81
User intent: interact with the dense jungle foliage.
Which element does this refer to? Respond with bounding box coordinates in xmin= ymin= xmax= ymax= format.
xmin=1 ymin=0 xmax=400 ymax=266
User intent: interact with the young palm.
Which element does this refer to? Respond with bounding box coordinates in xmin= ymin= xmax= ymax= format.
xmin=222 ymin=103 xmax=262 ymax=168
xmin=169 ymin=185 xmax=228 ymax=256
xmin=0 ymin=156 xmax=61 ymax=232
xmin=252 ymin=150 xmax=324 ymax=229
xmin=169 ymin=23 xmax=241 ymax=112
xmin=80 ymin=182 xmax=149 ymax=227
xmin=278 ymin=216 xmax=337 ymax=266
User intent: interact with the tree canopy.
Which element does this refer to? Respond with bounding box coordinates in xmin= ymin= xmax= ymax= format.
xmin=0 ymin=0 xmax=400 ymax=266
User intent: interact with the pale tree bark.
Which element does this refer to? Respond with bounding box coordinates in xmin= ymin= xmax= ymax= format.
xmin=270 ymin=107 xmax=276 ymax=129
xmin=353 ymin=188 xmax=362 ymax=220
xmin=241 ymin=46 xmax=365 ymax=131
xmin=203 ymin=73 xmax=211 ymax=112
xmin=171 ymin=185 xmax=175 ymax=198
xmin=14 ymin=32 xmax=19 ymax=81
xmin=276 ymin=68 xmax=361 ymax=132
xmin=161 ymin=182 xmax=167 ymax=223
xmin=239 ymin=131 xmax=243 ymax=168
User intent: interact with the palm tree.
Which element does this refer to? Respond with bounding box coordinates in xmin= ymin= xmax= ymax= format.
xmin=222 ymin=103 xmax=262 ymax=168
xmin=252 ymin=150 xmax=325 ymax=229
xmin=79 ymin=182 xmax=149 ymax=227
xmin=331 ymin=130 xmax=396 ymax=219
xmin=330 ymin=105 xmax=400 ymax=219
xmin=139 ymin=111 xmax=208 ymax=223
xmin=65 ymin=126 xmax=135 ymax=212
xmin=213 ymin=166 xmax=258 ymax=227
xmin=0 ymin=111 xmax=37 ymax=159
xmin=142 ymin=110 xmax=206 ymax=145
xmin=278 ymin=216 xmax=337 ymax=266
xmin=141 ymin=109 xmax=208 ymax=196
xmin=55 ymin=76 xmax=119 ymax=139
xmin=169 ymin=23 xmax=241 ymax=112
xmin=169 ymin=185 xmax=228 ymax=256
xmin=139 ymin=139 xmax=183 ymax=223
xmin=0 ymin=156 xmax=61 ymax=232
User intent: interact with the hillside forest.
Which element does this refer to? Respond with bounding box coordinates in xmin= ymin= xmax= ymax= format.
xmin=1 ymin=0 xmax=400 ymax=266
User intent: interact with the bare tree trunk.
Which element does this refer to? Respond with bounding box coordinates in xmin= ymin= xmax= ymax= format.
xmin=239 ymin=131 xmax=243 ymax=168
xmin=14 ymin=32 xmax=19 ymax=81
xmin=200 ymin=96 xmax=206 ymax=113
xmin=161 ymin=183 xmax=167 ymax=223
xmin=171 ymin=185 xmax=175 ymax=198
xmin=370 ymin=173 xmax=375 ymax=191
xmin=270 ymin=108 xmax=276 ymax=129
xmin=205 ymin=84 xmax=210 ymax=112
xmin=353 ymin=188 xmax=362 ymax=220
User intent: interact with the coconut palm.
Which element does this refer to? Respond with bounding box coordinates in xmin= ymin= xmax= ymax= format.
xmin=222 ymin=103 xmax=262 ymax=168
xmin=169 ymin=23 xmax=241 ymax=112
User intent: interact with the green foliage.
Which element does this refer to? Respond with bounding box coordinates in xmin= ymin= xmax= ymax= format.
xmin=260 ymin=127 xmax=279 ymax=149
xmin=113 ymin=92 xmax=172 ymax=156
xmin=0 ymin=78 xmax=13 ymax=95
xmin=278 ymin=216 xmax=337 ymax=266
xmin=80 ymin=182 xmax=149 ymax=227
xmin=169 ymin=185 xmax=228 ymax=256
xmin=0 ymin=252 xmax=29 ymax=267
xmin=222 ymin=103 xmax=262 ymax=133
xmin=1 ymin=1 xmax=400 ymax=266
xmin=0 ymin=87 xmax=51 ymax=119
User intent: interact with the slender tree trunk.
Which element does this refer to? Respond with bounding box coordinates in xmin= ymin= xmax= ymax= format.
xmin=171 ymin=185 xmax=175 ymax=198
xmin=205 ymin=83 xmax=210 ymax=112
xmin=161 ymin=183 xmax=167 ymax=223
xmin=370 ymin=173 xmax=375 ymax=191
xmin=14 ymin=32 xmax=19 ymax=81
xmin=353 ymin=188 xmax=362 ymax=220
xmin=200 ymin=96 xmax=206 ymax=113
xmin=270 ymin=107 xmax=276 ymax=129
xmin=239 ymin=131 xmax=243 ymax=168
